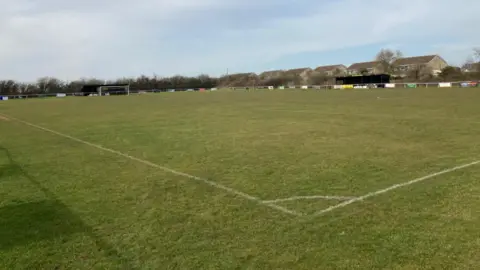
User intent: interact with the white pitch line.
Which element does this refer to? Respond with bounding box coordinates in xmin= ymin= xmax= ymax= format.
xmin=262 ymin=195 xmax=357 ymax=203
xmin=2 ymin=114 xmax=301 ymax=217
xmin=313 ymin=160 xmax=480 ymax=217
xmin=263 ymin=202 xmax=302 ymax=216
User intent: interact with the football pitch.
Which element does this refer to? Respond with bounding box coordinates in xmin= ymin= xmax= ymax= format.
xmin=1 ymin=88 xmax=479 ymax=269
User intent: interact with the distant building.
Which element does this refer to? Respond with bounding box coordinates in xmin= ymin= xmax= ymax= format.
xmin=259 ymin=70 xmax=285 ymax=79
xmin=285 ymin=67 xmax=312 ymax=77
xmin=347 ymin=61 xmax=383 ymax=75
xmin=392 ymin=55 xmax=448 ymax=76
xmin=314 ymin=65 xmax=347 ymax=76
xmin=284 ymin=67 xmax=313 ymax=84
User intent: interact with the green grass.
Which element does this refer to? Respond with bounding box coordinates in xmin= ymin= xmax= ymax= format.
xmin=1 ymin=88 xmax=479 ymax=269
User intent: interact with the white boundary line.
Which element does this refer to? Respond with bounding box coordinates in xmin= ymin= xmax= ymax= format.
xmin=262 ymin=195 xmax=357 ymax=203
xmin=2 ymin=114 xmax=301 ymax=217
xmin=313 ymin=160 xmax=480 ymax=217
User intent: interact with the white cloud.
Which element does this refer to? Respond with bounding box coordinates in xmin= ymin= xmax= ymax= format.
xmin=1 ymin=0 xmax=479 ymax=81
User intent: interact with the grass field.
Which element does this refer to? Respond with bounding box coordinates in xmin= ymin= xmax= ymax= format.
xmin=1 ymin=88 xmax=479 ymax=269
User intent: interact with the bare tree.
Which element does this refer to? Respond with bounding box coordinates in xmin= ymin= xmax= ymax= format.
xmin=0 ymin=80 xmax=18 ymax=95
xmin=474 ymin=47 xmax=480 ymax=61
xmin=17 ymin=83 xmax=31 ymax=94
xmin=36 ymin=77 xmax=50 ymax=93
xmin=36 ymin=77 xmax=64 ymax=93
xmin=473 ymin=48 xmax=480 ymax=73
xmin=462 ymin=56 xmax=476 ymax=72
xmin=375 ymin=49 xmax=403 ymax=74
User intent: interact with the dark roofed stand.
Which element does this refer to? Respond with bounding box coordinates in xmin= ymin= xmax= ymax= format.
xmin=335 ymin=74 xmax=391 ymax=86
xmin=81 ymin=84 xmax=130 ymax=96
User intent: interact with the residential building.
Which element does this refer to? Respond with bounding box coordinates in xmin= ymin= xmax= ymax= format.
xmin=259 ymin=70 xmax=285 ymax=79
xmin=314 ymin=65 xmax=347 ymax=76
xmin=392 ymin=55 xmax=448 ymax=76
xmin=284 ymin=67 xmax=313 ymax=83
xmin=285 ymin=67 xmax=312 ymax=76
xmin=347 ymin=61 xmax=383 ymax=75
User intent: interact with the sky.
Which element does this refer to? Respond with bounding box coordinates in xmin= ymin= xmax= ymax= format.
xmin=1 ymin=0 xmax=479 ymax=82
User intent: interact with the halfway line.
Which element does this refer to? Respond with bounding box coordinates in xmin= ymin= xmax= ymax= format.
xmin=313 ymin=160 xmax=480 ymax=217
xmin=2 ymin=113 xmax=301 ymax=217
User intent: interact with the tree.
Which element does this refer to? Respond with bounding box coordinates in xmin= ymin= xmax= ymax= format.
xmin=360 ymin=68 xmax=369 ymax=75
xmin=0 ymin=80 xmax=18 ymax=95
xmin=470 ymin=48 xmax=480 ymax=74
xmin=474 ymin=47 xmax=480 ymax=62
xmin=282 ymin=73 xmax=301 ymax=86
xmin=36 ymin=77 xmax=64 ymax=93
xmin=36 ymin=77 xmax=50 ymax=93
xmin=332 ymin=68 xmax=345 ymax=77
xmin=309 ymin=71 xmax=328 ymax=85
xmin=461 ymin=57 xmax=476 ymax=72
xmin=406 ymin=65 xmax=434 ymax=82
xmin=375 ymin=49 xmax=403 ymax=74
xmin=438 ymin=66 xmax=464 ymax=81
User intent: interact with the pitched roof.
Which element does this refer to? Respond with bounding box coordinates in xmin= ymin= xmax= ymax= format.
xmin=285 ymin=67 xmax=312 ymax=75
xmin=259 ymin=70 xmax=284 ymax=77
xmin=286 ymin=67 xmax=311 ymax=72
xmin=314 ymin=64 xmax=346 ymax=72
xmin=392 ymin=55 xmax=437 ymax=66
xmin=348 ymin=61 xmax=381 ymax=70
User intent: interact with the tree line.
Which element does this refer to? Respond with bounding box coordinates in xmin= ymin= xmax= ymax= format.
xmin=1 ymin=48 xmax=479 ymax=95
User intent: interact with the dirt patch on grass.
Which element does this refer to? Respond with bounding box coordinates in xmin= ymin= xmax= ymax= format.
xmin=0 ymin=116 xmax=9 ymax=121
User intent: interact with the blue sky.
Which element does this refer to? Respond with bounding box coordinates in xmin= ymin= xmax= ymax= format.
xmin=1 ymin=0 xmax=479 ymax=81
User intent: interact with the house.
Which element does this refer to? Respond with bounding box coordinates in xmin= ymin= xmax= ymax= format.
xmin=285 ymin=67 xmax=312 ymax=76
xmin=285 ymin=67 xmax=312 ymax=79
xmin=314 ymin=65 xmax=347 ymax=76
xmin=259 ymin=70 xmax=285 ymax=79
xmin=347 ymin=61 xmax=383 ymax=75
xmin=392 ymin=55 xmax=448 ymax=76
xmin=283 ymin=67 xmax=313 ymax=85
